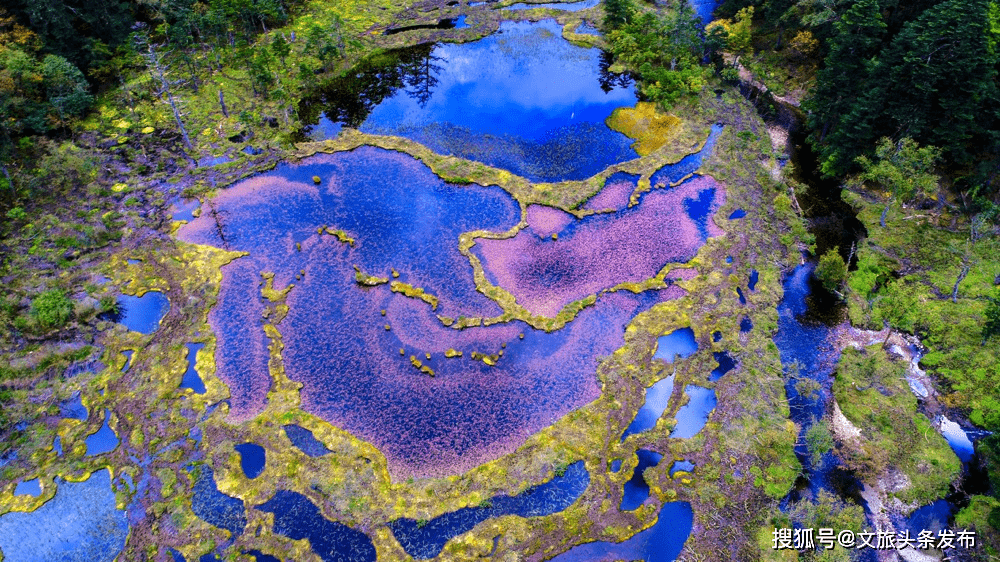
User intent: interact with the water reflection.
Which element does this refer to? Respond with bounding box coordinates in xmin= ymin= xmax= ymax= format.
xmin=299 ymin=20 xmax=638 ymax=181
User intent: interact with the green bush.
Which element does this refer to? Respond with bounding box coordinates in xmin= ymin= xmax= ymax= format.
xmin=31 ymin=289 xmax=73 ymax=330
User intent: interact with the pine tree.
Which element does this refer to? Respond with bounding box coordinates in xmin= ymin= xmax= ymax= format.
xmin=805 ymin=0 xmax=886 ymax=175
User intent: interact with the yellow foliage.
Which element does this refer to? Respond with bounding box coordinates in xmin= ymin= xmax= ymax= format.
xmin=605 ymin=102 xmax=683 ymax=156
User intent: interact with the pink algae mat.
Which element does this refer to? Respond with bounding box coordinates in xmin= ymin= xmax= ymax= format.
xmin=178 ymin=147 xmax=712 ymax=478
xmin=476 ymin=175 xmax=725 ymax=317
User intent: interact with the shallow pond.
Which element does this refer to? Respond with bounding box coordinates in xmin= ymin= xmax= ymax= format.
xmin=256 ymin=491 xmax=377 ymax=562
xmin=180 ymin=343 xmax=206 ymax=394
xmin=235 ymin=443 xmax=266 ymax=479
xmin=620 ymin=449 xmax=662 ymax=511
xmin=669 ymin=385 xmax=716 ymax=439
xmin=179 ymin=146 xmax=691 ymax=478
xmin=13 ymin=479 xmax=41 ymax=497
xmin=621 ymin=373 xmax=675 ymax=440
xmin=301 ymin=19 xmax=638 ymax=182
xmin=283 ymin=424 xmax=331 ymax=457
xmin=85 ymin=409 xmax=119 ymax=456
xmin=388 ymin=461 xmax=588 ymax=559
xmin=549 ymin=501 xmax=693 ymax=561
xmin=0 ymin=469 xmax=127 ymax=562
xmin=107 ymin=291 xmax=170 ymax=334
xmin=669 ymin=460 xmax=694 ymax=477
xmin=653 ymin=327 xmax=699 ymax=363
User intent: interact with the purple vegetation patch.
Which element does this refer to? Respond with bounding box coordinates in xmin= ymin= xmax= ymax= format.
xmin=475 ymin=175 xmax=724 ymax=317
xmin=582 ymin=172 xmax=640 ymax=212
xmin=179 ymin=147 xmax=688 ymax=478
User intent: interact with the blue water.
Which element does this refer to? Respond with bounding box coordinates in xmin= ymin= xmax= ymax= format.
xmin=389 ymin=462 xmax=589 ymax=559
xmin=180 ymin=343 xmax=206 ymax=394
xmin=357 ymin=20 xmax=638 ymax=181
xmin=0 ymin=469 xmax=128 ymax=562
xmin=257 ymin=491 xmax=376 ymax=562
xmin=740 ymin=316 xmax=753 ymax=333
xmin=246 ymin=551 xmax=281 ymax=562
xmin=169 ymin=548 xmax=187 ymax=562
xmin=749 ymin=269 xmax=759 ymax=291
xmin=939 ymin=418 xmax=976 ymax=463
xmin=653 ymin=328 xmax=698 ymax=363
xmin=622 ymin=374 xmax=675 ymax=440
xmin=736 ymin=287 xmax=746 ymax=305
xmin=170 ymin=198 xmax=201 ymax=222
xmin=61 ymin=392 xmax=88 ymax=420
xmin=669 ymin=460 xmax=695 ymax=477
xmin=549 ymin=501 xmax=693 ymax=561
xmin=684 ymin=186 xmax=716 ymax=241
xmin=283 ymin=424 xmax=331 ymax=457
xmin=621 ymin=449 xmax=663 ymax=511
xmin=669 ymin=386 xmax=716 ymax=439
xmin=905 ymin=500 xmax=952 ymax=535
xmin=725 ymin=256 xmax=733 ymax=264
xmin=120 ymin=350 xmax=133 ymax=372
xmin=709 ymin=351 xmax=736 ymax=381
xmin=728 ymin=208 xmax=746 ymax=219
xmin=235 ymin=443 xmax=266 ymax=479
xmin=649 ymin=124 xmax=724 ymax=188
xmin=712 ymin=331 xmax=722 ymax=342
xmin=506 ymin=0 xmax=600 ymax=10
xmin=85 ymin=409 xmax=119 ymax=456
xmin=198 ymin=155 xmax=232 ymax=168
xmin=53 ymin=435 xmax=62 ymax=456
xmin=689 ymin=0 xmax=719 ymax=23
xmin=191 ymin=467 xmax=246 ymax=538
xmin=610 ymin=459 xmax=623 ymax=472
xmin=14 ymin=478 xmax=41 ymax=497
xmin=110 ymin=291 xmax=170 ymax=334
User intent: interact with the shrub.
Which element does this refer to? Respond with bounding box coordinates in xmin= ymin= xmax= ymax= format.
xmin=31 ymin=289 xmax=73 ymax=330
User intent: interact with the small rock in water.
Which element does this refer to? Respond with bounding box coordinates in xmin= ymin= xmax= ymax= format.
xmin=312 ymin=176 xmax=321 ymax=184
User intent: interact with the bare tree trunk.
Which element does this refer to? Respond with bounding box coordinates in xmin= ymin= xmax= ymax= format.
xmin=146 ymin=43 xmax=193 ymax=151
xmin=952 ymin=264 xmax=970 ymax=304
xmin=219 ymin=90 xmax=229 ymax=118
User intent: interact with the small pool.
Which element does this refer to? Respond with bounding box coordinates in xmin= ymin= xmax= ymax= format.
xmin=621 ymin=374 xmax=675 ymax=440
xmin=620 ymin=449 xmax=663 ymax=511
xmin=740 ymin=316 xmax=753 ymax=333
xmin=120 ymin=350 xmax=134 ymax=372
xmin=13 ymin=478 xmax=41 ymax=497
xmin=549 ymin=501 xmax=693 ymax=561
xmin=749 ymin=269 xmax=759 ymax=291
xmin=108 ymin=291 xmax=170 ymax=335
xmin=669 ymin=460 xmax=695 ymax=477
xmin=283 ymin=425 xmax=332 ymax=457
xmin=389 ymin=462 xmax=589 ymax=559
xmin=257 ymin=491 xmax=376 ymax=562
xmin=234 ymin=443 xmax=266 ymax=479
xmin=653 ymin=328 xmax=698 ymax=363
xmin=85 ymin=409 xmax=119 ymax=456
xmin=709 ymin=351 xmax=736 ymax=381
xmin=737 ymin=287 xmax=746 ymax=305
xmin=728 ymin=209 xmax=746 ymax=219
xmin=669 ymin=386 xmax=716 ymax=439
xmin=180 ymin=343 xmax=206 ymax=394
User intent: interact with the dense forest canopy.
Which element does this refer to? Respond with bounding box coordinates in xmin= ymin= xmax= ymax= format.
xmin=712 ymin=0 xmax=1000 ymax=200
